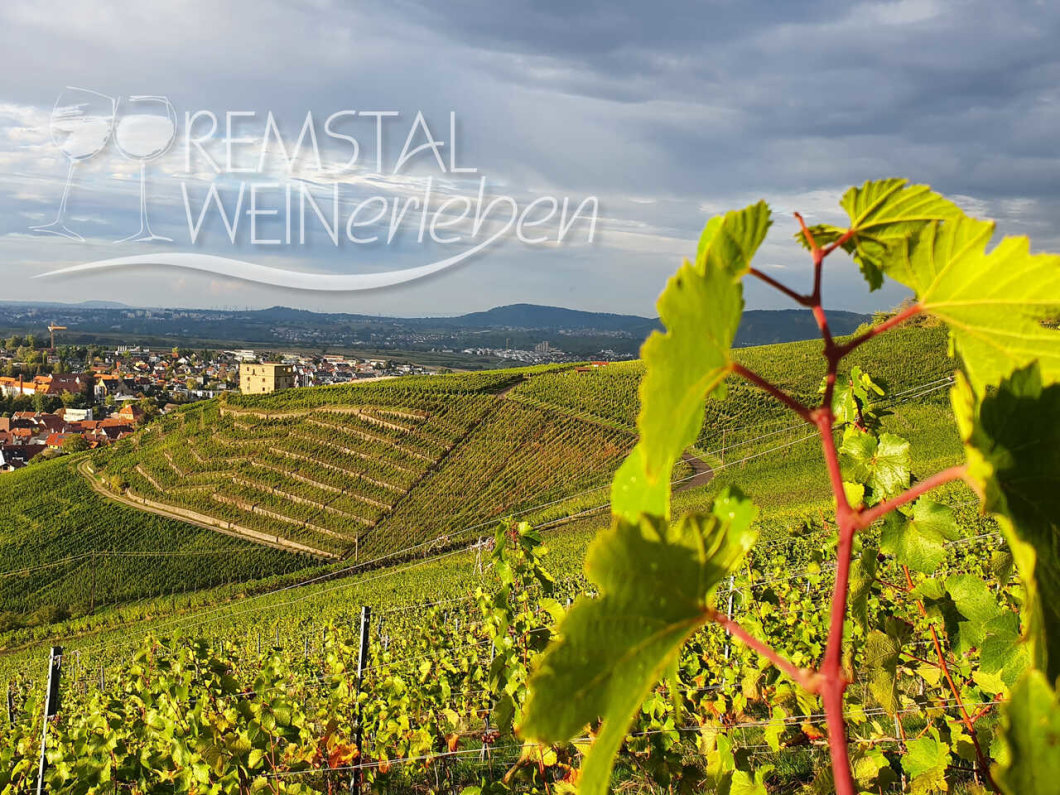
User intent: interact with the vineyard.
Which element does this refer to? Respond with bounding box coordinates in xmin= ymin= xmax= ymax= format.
xmin=92 ymin=367 xmax=637 ymax=562
xmin=0 ymin=458 xmax=308 ymax=628
xmin=1 ymin=176 xmax=1057 ymax=795
xmin=0 ymin=475 xmax=1014 ymax=793
xmin=0 ymin=323 xmax=1000 ymax=792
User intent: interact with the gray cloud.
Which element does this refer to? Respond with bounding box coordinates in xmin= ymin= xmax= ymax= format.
xmin=0 ymin=0 xmax=1057 ymax=315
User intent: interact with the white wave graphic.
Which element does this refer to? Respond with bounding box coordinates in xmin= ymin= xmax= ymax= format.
xmin=36 ymin=223 xmax=508 ymax=291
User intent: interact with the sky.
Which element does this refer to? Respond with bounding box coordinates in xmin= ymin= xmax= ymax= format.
xmin=0 ymin=0 xmax=1058 ymax=317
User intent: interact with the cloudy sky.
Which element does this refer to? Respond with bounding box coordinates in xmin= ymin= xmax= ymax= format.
xmin=0 ymin=0 xmax=1057 ymax=317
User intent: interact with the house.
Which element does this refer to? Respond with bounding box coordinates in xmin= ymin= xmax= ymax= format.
xmin=0 ymin=443 xmax=45 ymax=471
xmin=57 ymin=407 xmax=93 ymax=422
xmin=45 ymin=432 xmax=78 ymax=450
xmin=116 ymin=404 xmax=145 ymax=425
xmin=10 ymin=427 xmax=35 ymax=445
xmin=239 ymin=362 xmax=295 ymax=395
xmin=0 ymin=376 xmax=36 ymax=398
xmin=45 ymin=374 xmax=91 ymax=396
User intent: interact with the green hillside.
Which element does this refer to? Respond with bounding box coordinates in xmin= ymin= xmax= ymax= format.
xmin=91 ymin=325 xmax=952 ymax=563
xmin=0 ymin=324 xmax=958 ymax=642
xmin=0 ymin=321 xmax=999 ymax=794
xmin=0 ymin=458 xmax=307 ymax=626
xmin=92 ymin=366 xmax=636 ymax=561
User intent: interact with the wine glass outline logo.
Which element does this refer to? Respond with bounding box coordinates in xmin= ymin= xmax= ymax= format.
xmin=31 ymin=87 xmax=116 ymax=241
xmin=113 ymin=94 xmax=177 ymax=243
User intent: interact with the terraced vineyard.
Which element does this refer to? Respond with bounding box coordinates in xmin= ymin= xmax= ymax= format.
xmin=0 ymin=458 xmax=307 ymax=625
xmin=92 ymin=367 xmax=637 ymax=560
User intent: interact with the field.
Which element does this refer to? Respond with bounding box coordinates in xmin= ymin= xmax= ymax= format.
xmin=0 ymin=321 xmax=1012 ymax=793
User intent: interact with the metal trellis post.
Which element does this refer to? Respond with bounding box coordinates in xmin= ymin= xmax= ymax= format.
xmin=36 ymin=645 xmax=62 ymax=795
xmin=351 ymin=605 xmax=371 ymax=795
xmin=723 ymin=575 xmax=736 ymax=661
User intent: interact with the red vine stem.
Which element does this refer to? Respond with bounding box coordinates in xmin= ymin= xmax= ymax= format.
xmin=837 ymin=303 xmax=922 ymax=356
xmin=903 ymin=566 xmax=998 ymax=792
xmin=749 ymin=268 xmax=812 ymax=306
xmin=706 ymin=609 xmax=821 ymax=693
xmin=731 ymin=363 xmax=813 ymax=423
xmin=730 ymin=214 xmax=974 ymax=795
xmin=816 ymin=413 xmax=858 ymax=795
xmin=856 ymin=466 xmax=969 ymax=529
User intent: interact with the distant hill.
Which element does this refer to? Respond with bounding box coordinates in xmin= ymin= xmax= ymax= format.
xmin=735 ymin=309 xmax=869 ymax=346
xmin=252 ymin=302 xmax=870 ymax=345
xmin=440 ymin=304 xmax=661 ymax=333
xmin=0 ymin=301 xmax=872 ymax=356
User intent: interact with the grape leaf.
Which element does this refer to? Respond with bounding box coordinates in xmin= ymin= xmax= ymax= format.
xmin=955 ymin=364 xmax=1060 ymax=680
xmin=902 ymin=731 xmax=950 ymax=794
xmin=612 ymin=202 xmax=771 ymax=521
xmin=848 ymin=541 xmax=878 ymax=632
xmin=979 ymin=612 xmax=1029 ymax=688
xmin=880 ymin=499 xmax=959 ymax=574
xmin=839 ymin=430 xmax=911 ymax=503
xmin=519 ymin=489 xmax=758 ymax=795
xmin=730 ymin=764 xmax=774 ymax=795
xmin=945 ymin=573 xmax=1003 ymax=654
xmin=799 ymin=178 xmax=963 ymax=289
xmin=863 ymin=630 xmax=901 ymax=715
xmin=889 ymin=214 xmax=1060 ymax=395
xmin=996 ymin=670 xmax=1060 ymax=795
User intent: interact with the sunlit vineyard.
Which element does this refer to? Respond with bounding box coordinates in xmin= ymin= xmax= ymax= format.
xmin=0 ymin=459 xmax=308 ymax=626
xmin=0 ymin=478 xmax=1012 ymax=793
xmin=0 ymin=310 xmax=1041 ymax=793
xmin=93 ymin=366 xmax=640 ymax=561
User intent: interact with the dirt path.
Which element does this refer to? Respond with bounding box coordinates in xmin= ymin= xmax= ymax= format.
xmin=78 ymin=460 xmax=337 ymax=560
xmin=676 ymin=451 xmax=714 ymax=492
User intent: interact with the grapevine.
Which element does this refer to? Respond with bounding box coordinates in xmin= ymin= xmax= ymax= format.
xmin=521 ymin=179 xmax=1060 ymax=794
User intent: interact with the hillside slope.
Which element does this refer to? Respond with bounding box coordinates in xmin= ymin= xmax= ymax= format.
xmin=0 ymin=324 xmax=957 ymax=636
xmin=92 ymin=325 xmax=953 ymax=558
xmin=93 ymin=366 xmax=637 ymax=560
xmin=0 ymin=458 xmax=304 ymax=624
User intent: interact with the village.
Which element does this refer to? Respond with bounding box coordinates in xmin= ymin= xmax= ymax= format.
xmin=0 ymin=332 xmax=431 ymax=472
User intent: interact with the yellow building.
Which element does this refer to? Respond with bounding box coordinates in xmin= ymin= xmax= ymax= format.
xmin=239 ymin=363 xmax=295 ymax=394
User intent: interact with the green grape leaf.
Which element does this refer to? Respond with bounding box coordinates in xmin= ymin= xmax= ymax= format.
xmin=979 ymin=612 xmax=1030 ymax=688
xmin=839 ymin=430 xmax=911 ymax=503
xmin=863 ymin=630 xmax=901 ymax=715
xmin=902 ymin=731 xmax=951 ymax=793
xmin=799 ymin=178 xmax=964 ymax=289
xmin=613 ymin=202 xmax=771 ymax=521
xmin=849 ymin=541 xmax=878 ymax=632
xmin=520 ymin=489 xmax=758 ymax=795
xmin=891 ymin=214 xmax=1060 ymax=395
xmin=945 ymin=573 xmax=1003 ymax=653
xmin=730 ymin=764 xmax=774 ymax=795
xmin=828 ymin=365 xmax=886 ymax=427
xmin=996 ymin=670 xmax=1060 ymax=795
xmin=880 ymin=500 xmax=959 ymax=574
xmin=955 ymin=364 xmax=1060 ymax=679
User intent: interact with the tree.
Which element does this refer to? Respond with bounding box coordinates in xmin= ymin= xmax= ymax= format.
xmin=61 ymin=435 xmax=89 ymax=453
xmin=137 ymin=396 xmax=160 ymax=420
